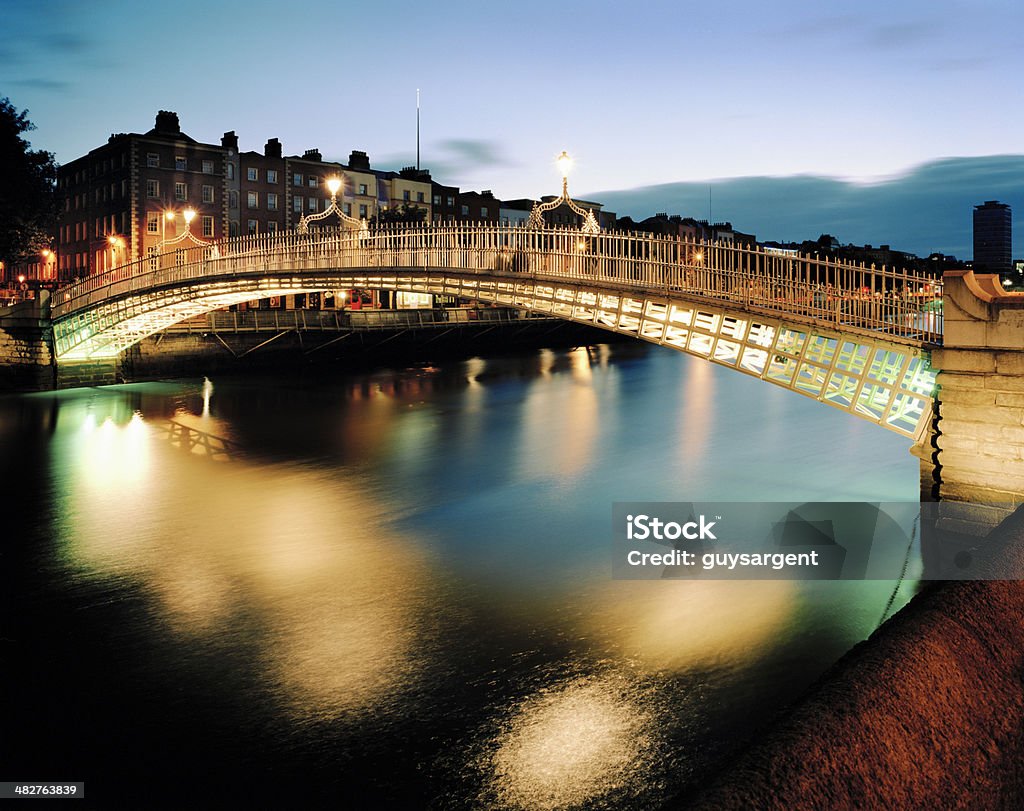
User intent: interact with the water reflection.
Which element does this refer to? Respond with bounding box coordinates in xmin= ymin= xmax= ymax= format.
xmin=482 ymin=673 xmax=661 ymax=811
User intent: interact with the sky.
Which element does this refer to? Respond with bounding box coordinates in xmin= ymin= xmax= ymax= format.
xmin=2 ymin=0 xmax=1022 ymax=256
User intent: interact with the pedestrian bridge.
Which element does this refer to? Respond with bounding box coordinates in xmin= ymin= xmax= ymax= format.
xmin=51 ymin=224 xmax=943 ymax=439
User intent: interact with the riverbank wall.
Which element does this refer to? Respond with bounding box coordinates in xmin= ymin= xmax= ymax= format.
xmin=0 ymin=296 xmax=54 ymax=391
xmin=687 ymin=510 xmax=1024 ymax=810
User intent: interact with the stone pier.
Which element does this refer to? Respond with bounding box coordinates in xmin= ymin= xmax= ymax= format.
xmin=0 ymin=293 xmax=54 ymax=391
xmin=931 ymin=271 xmax=1024 ymax=536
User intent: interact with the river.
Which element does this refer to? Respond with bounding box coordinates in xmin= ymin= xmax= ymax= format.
xmin=1 ymin=341 xmax=920 ymax=809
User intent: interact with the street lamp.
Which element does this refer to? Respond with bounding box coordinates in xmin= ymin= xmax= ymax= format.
xmin=157 ymin=207 xmax=210 ymax=253
xmin=297 ymin=174 xmax=370 ymax=238
xmin=527 ymin=150 xmax=600 ymax=234
xmin=107 ymin=235 xmax=126 ymax=267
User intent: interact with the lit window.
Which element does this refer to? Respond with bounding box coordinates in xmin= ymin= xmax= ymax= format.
xmin=175 ymin=157 xmax=187 ymax=171
xmin=267 ymin=193 xmax=278 ymax=211
xmin=308 ymin=176 xmax=318 ymax=188
xmin=175 ymin=182 xmax=187 ymax=201
xmin=202 ymin=216 xmax=214 ymax=237
xmin=293 ymin=196 xmax=303 ymax=213
xmin=267 ymin=169 xmax=278 ymax=184
xmin=202 ymin=185 xmax=214 ymax=203
xmin=146 ymin=180 xmax=160 ymax=198
xmin=247 ymin=167 xmax=258 ymax=182
xmin=202 ymin=160 xmax=215 ymax=174
xmin=247 ymin=191 xmax=259 ymax=209
xmin=147 ymin=212 xmax=159 ymax=233
xmin=358 ymin=183 xmax=368 ymax=195
xmin=147 ymin=153 xmax=159 ymax=168
xmin=293 ymin=173 xmax=303 ymax=186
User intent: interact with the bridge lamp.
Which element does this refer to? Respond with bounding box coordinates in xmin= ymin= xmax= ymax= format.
xmin=528 ymin=150 xmax=600 ymax=235
xmin=183 ymin=208 xmax=196 ymax=226
xmin=297 ymin=173 xmax=368 ymax=237
xmin=326 ymin=176 xmax=343 ymax=200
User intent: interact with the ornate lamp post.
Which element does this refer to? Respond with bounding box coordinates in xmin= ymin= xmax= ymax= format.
xmin=157 ymin=207 xmax=210 ymax=253
xmin=297 ymin=175 xmax=370 ymax=238
xmin=527 ymin=151 xmax=600 ymax=234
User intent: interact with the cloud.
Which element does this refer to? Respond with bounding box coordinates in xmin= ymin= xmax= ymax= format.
xmin=590 ymin=156 xmax=1024 ymax=260
xmin=377 ymin=138 xmax=518 ymax=184
xmin=10 ymin=78 xmax=72 ymax=92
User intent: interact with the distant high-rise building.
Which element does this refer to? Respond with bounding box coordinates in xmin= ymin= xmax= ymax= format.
xmin=973 ymin=200 xmax=1012 ymax=275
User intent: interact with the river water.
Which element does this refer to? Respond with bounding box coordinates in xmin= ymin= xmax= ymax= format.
xmin=1 ymin=342 xmax=920 ymax=809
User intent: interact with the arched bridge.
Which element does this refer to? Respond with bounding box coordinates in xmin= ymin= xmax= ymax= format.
xmin=51 ymin=224 xmax=943 ymax=439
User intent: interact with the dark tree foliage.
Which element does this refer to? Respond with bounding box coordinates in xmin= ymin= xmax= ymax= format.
xmin=0 ymin=98 xmax=58 ymax=268
xmin=371 ymin=204 xmax=428 ymax=226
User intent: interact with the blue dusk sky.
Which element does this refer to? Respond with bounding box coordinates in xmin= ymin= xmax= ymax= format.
xmin=2 ymin=0 xmax=1022 ymax=257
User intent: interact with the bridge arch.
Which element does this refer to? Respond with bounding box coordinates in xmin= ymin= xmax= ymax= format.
xmin=51 ymin=224 xmax=941 ymax=439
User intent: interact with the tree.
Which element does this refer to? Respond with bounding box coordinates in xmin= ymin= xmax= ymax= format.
xmin=0 ymin=98 xmax=58 ymax=274
xmin=371 ymin=204 xmax=427 ymax=226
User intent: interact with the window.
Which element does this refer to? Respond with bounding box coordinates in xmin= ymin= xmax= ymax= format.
xmin=147 ymin=212 xmax=160 ymax=233
xmin=308 ymin=198 xmax=318 ymax=212
xmin=446 ymin=196 xmax=454 ymax=207
xmin=247 ymin=167 xmax=258 ymax=182
xmin=417 ymin=192 xmax=424 ymax=203
xmin=229 ymin=220 xmax=239 ymax=237
xmin=247 ymin=219 xmax=258 ymax=235
xmin=358 ymin=183 xmax=368 ymax=195
xmin=202 ymin=185 xmax=214 ymax=203
xmin=267 ymin=193 xmax=278 ymax=211
xmin=147 ymin=153 xmax=159 ymax=168
xmin=403 ymin=190 xmax=411 ymax=202
xmin=121 ymin=179 xmax=128 ymax=198
xmin=175 ymin=157 xmax=187 ymax=171
xmin=247 ymin=191 xmax=259 ymax=209
xmin=433 ymin=195 xmax=441 ymax=206
xmin=461 ymin=205 xmax=469 ymax=216
xmin=293 ymin=173 xmax=303 ymax=186
xmin=293 ymin=196 xmax=303 ymax=213
xmin=228 ymin=190 xmax=238 ymax=209
xmin=358 ymin=204 xmax=367 ymax=218
xmin=227 ymin=163 xmax=235 ymax=180
xmin=267 ymin=169 xmax=278 ymax=184
xmin=202 ymin=160 xmax=215 ymax=174
xmin=202 ymin=216 xmax=214 ymax=237
xmin=308 ymin=176 xmax=318 ymax=188
xmin=266 ymin=221 xmax=278 ymax=234
xmin=481 ymin=207 xmax=488 ymax=218
xmin=175 ymin=182 xmax=187 ymax=201
xmin=146 ymin=179 xmax=160 ymax=198
xmin=343 ymin=203 xmax=352 ymax=215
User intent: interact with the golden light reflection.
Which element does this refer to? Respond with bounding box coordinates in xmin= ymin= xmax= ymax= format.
xmin=487 ymin=674 xmax=655 ymax=811
xmin=585 ymin=580 xmax=796 ymax=671
xmin=518 ymin=348 xmax=598 ymax=481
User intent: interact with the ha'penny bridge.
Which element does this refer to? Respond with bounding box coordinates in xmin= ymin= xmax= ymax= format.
xmin=43 ymin=148 xmax=1024 ymax=518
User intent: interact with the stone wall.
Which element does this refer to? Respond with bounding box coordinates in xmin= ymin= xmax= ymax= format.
xmin=0 ymin=296 xmax=54 ymax=392
xmin=932 ymin=271 xmax=1024 ymax=534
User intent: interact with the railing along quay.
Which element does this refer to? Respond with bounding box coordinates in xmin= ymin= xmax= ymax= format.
xmin=51 ymin=223 xmax=944 ymax=345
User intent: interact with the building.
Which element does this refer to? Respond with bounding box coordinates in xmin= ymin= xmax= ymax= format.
xmin=973 ymin=200 xmax=1012 ymax=275
xmin=431 ymin=178 xmax=460 ymax=223
xmin=457 ymin=190 xmax=500 ymax=223
xmin=500 ymin=199 xmax=533 ymax=226
xmin=57 ymin=111 xmax=230 ymax=281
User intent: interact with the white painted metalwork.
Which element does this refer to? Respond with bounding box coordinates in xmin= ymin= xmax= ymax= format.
xmin=51 ymin=223 xmax=942 ymax=438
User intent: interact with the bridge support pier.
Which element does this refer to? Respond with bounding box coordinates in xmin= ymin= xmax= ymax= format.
xmin=931 ymin=271 xmax=1024 ymax=536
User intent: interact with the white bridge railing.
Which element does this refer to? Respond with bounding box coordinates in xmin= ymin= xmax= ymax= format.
xmin=52 ymin=223 xmax=943 ymax=344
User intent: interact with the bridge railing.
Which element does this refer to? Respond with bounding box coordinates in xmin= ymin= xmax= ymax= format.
xmin=51 ymin=223 xmax=943 ymax=343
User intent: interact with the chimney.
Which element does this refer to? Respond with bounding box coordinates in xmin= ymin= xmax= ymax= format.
xmin=221 ymin=131 xmax=238 ymax=150
xmin=265 ymin=138 xmax=282 ymax=159
xmin=302 ymin=148 xmax=322 ymax=162
xmin=348 ymin=150 xmax=370 ymax=170
xmin=154 ymin=110 xmax=181 ymax=135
